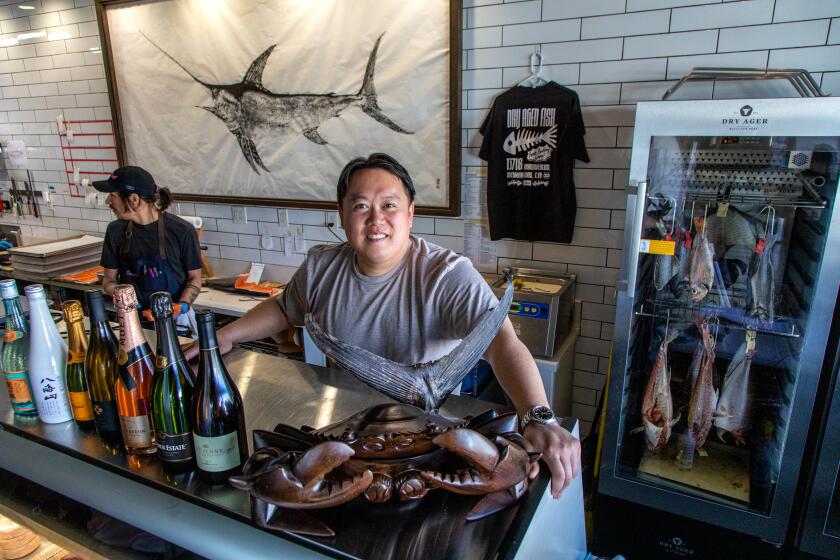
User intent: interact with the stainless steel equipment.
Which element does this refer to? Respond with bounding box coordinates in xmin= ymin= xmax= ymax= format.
xmin=595 ymin=97 xmax=840 ymax=559
xmin=793 ymin=320 xmax=840 ymax=559
xmin=490 ymin=268 xmax=575 ymax=358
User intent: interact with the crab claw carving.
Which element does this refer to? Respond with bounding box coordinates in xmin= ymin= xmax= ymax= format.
xmin=229 ymin=441 xmax=374 ymax=509
xmin=419 ymin=429 xmax=531 ymax=495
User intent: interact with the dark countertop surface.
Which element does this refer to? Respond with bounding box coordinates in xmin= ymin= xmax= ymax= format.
xmin=0 ymin=331 xmax=561 ymax=560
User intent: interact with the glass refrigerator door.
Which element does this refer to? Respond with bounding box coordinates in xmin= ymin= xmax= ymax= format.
xmin=799 ymin=338 xmax=840 ymax=559
xmin=602 ymin=107 xmax=840 ymax=542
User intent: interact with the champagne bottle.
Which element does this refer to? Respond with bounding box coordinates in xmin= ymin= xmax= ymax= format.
xmin=84 ymin=290 xmax=122 ymax=445
xmin=62 ymin=300 xmax=95 ymax=429
xmin=0 ymin=279 xmax=36 ymax=417
xmin=24 ymin=284 xmax=72 ymax=423
xmin=150 ymin=291 xmax=196 ymax=473
xmin=192 ymin=310 xmax=248 ymax=484
xmin=113 ymin=284 xmax=156 ymax=455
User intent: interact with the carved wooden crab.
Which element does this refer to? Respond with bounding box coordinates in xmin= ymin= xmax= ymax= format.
xmin=229 ymin=403 xmax=539 ymax=536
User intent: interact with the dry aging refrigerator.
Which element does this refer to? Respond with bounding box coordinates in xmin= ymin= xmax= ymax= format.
xmin=595 ymin=98 xmax=840 ymax=559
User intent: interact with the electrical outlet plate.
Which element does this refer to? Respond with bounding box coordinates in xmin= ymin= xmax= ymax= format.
xmin=327 ymin=211 xmax=340 ymax=228
xmin=232 ymin=206 xmax=247 ymax=224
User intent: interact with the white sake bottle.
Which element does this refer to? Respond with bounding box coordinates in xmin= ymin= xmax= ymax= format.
xmin=24 ymin=284 xmax=73 ymax=423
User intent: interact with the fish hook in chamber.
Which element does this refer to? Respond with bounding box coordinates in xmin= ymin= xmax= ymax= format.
xmin=759 ymin=205 xmax=776 ymax=240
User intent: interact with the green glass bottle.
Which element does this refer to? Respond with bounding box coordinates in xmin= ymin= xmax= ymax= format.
xmin=84 ymin=290 xmax=122 ymax=445
xmin=62 ymin=300 xmax=95 ymax=429
xmin=150 ymin=292 xmax=196 ymax=473
xmin=192 ymin=310 xmax=248 ymax=485
xmin=0 ymin=279 xmax=36 ymax=417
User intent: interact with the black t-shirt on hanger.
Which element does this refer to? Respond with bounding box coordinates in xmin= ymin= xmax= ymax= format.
xmin=479 ymin=82 xmax=589 ymax=243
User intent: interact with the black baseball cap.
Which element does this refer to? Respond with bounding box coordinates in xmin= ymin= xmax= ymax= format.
xmin=93 ymin=166 xmax=157 ymax=197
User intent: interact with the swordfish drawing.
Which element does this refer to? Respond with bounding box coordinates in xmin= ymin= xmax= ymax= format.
xmin=140 ymin=31 xmax=413 ymax=174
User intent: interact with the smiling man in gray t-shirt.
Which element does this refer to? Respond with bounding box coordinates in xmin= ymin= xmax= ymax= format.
xmin=278 ymin=235 xmax=496 ymax=365
xmin=191 ymin=153 xmax=581 ymax=498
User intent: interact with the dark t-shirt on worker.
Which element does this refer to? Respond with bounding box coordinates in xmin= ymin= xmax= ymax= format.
xmin=100 ymin=213 xmax=201 ymax=302
xmin=479 ymin=82 xmax=589 ymax=243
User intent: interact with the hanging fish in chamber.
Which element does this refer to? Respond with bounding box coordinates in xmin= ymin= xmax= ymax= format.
xmin=714 ymin=331 xmax=755 ymax=446
xmin=638 ymin=330 xmax=680 ymax=450
xmin=689 ymin=228 xmax=715 ymax=303
xmin=653 ymin=222 xmax=681 ymax=292
xmin=671 ymin=229 xmax=693 ymax=299
xmin=747 ymin=237 xmax=775 ymax=323
xmin=686 ymin=320 xmax=718 ymax=451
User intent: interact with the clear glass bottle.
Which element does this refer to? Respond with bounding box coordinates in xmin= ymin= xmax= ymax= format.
xmin=150 ymin=291 xmax=196 ymax=473
xmin=0 ymin=279 xmax=36 ymax=417
xmin=113 ymin=284 xmax=157 ymax=455
xmin=62 ymin=300 xmax=95 ymax=430
xmin=24 ymin=284 xmax=72 ymax=424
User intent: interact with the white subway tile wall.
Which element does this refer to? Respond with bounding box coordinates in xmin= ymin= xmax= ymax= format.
xmin=1 ymin=0 xmax=838 ymax=436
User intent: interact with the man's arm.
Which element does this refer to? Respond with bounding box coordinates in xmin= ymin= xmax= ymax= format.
xmin=483 ymin=318 xmax=581 ymax=498
xmin=102 ymin=268 xmax=118 ymax=297
xmin=178 ymin=269 xmax=202 ymax=306
xmin=183 ymin=297 xmax=291 ymax=360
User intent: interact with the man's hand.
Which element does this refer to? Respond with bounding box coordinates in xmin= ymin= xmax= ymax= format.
xmin=182 ymin=328 xmax=233 ymax=361
xmin=522 ymin=421 xmax=581 ymax=498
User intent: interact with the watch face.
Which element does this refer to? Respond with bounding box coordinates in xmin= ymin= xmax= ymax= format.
xmin=531 ymin=406 xmax=554 ymax=423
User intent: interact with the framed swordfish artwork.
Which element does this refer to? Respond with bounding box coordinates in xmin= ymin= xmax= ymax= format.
xmin=96 ymin=0 xmax=461 ymax=215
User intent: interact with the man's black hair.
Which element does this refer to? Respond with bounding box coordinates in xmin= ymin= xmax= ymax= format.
xmin=336 ymin=153 xmax=416 ymax=204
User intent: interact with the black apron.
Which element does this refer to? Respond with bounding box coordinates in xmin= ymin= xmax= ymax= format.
xmin=118 ymin=213 xmax=182 ymax=309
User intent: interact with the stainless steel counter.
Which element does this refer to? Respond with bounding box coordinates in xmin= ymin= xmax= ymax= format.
xmin=0 ymin=336 xmax=584 ymax=560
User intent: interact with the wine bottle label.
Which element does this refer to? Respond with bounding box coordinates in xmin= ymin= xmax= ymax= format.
xmin=4 ymin=371 xmax=33 ymax=405
xmin=119 ymin=414 xmax=153 ymax=448
xmin=117 ymin=346 xmax=152 ymax=390
xmin=3 ymin=329 xmax=23 ymax=342
xmin=93 ymin=400 xmax=120 ymax=433
xmin=193 ymin=431 xmax=241 ymax=472
xmin=33 ymin=375 xmax=73 ymax=423
xmin=69 ymin=390 xmax=94 ymax=421
xmin=156 ymin=355 xmax=169 ymax=369
xmin=157 ymin=431 xmax=194 ymax=463
xmin=68 ymin=351 xmax=86 ymax=365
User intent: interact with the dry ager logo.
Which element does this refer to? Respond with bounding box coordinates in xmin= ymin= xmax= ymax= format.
xmin=722 ymin=104 xmax=768 ymax=128
xmin=658 ymin=535 xmax=695 ymax=557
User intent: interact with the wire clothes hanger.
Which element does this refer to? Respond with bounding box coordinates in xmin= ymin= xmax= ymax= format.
xmin=517 ymin=47 xmax=548 ymax=88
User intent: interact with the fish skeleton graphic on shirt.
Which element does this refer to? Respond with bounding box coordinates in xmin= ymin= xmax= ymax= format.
xmin=503 ymin=124 xmax=557 ymax=156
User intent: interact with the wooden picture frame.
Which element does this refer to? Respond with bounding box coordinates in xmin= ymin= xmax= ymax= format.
xmin=96 ymin=0 xmax=462 ymax=216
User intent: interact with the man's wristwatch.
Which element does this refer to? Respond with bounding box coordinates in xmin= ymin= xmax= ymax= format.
xmin=520 ymin=405 xmax=557 ymax=430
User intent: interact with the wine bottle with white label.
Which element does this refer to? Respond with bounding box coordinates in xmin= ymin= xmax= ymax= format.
xmin=62 ymin=300 xmax=95 ymax=430
xmin=113 ymin=285 xmax=157 ymax=455
xmin=150 ymin=291 xmax=196 ymax=473
xmin=192 ymin=310 xmax=248 ymax=484
xmin=25 ymin=284 xmax=73 ymax=424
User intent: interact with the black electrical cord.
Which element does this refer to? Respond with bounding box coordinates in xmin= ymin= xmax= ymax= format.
xmin=326 ymin=222 xmax=344 ymax=242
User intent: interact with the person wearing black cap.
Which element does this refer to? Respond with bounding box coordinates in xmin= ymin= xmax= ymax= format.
xmin=94 ymin=166 xmax=202 ymax=332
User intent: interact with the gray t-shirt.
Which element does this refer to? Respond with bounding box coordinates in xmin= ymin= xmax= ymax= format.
xmin=277 ymin=236 xmax=499 ymax=364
